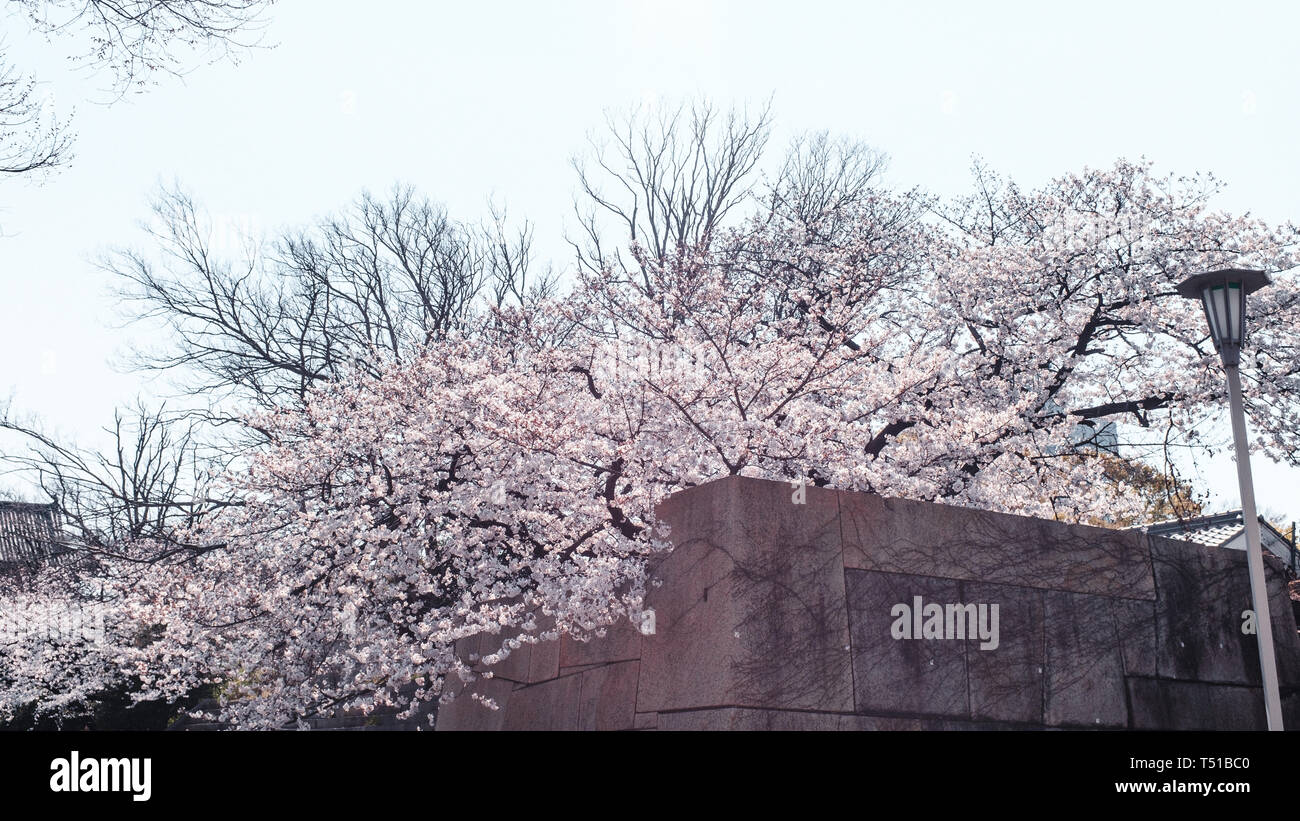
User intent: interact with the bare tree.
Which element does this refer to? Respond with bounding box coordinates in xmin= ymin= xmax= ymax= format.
xmin=570 ymin=98 xmax=774 ymax=288
xmin=107 ymin=183 xmax=542 ymax=410
xmin=764 ymin=130 xmax=889 ymax=241
xmin=569 ymin=99 xmax=928 ymax=352
xmin=568 ymin=100 xmax=906 ymax=332
xmin=484 ymin=199 xmax=558 ymax=310
xmin=0 ymin=400 xmax=227 ymax=559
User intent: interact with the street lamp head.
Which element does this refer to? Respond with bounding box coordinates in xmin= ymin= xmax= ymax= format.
xmin=1175 ymin=268 xmax=1272 ymax=366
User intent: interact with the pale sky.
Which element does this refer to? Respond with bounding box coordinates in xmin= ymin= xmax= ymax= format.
xmin=2 ymin=0 xmax=1298 ymax=525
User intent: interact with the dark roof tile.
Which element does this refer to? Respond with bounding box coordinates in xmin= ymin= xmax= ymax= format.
xmin=0 ymin=502 xmax=70 ymax=568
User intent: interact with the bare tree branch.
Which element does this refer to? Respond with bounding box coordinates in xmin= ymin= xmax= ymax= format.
xmin=0 ymin=53 xmax=73 ymax=177
xmin=13 ymin=0 xmax=274 ymax=95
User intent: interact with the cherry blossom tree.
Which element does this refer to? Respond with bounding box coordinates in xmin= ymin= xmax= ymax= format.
xmin=931 ymin=159 xmax=1300 ymax=517
xmin=5 ymin=148 xmax=1299 ymax=728
xmin=63 ymin=323 xmax=672 ymax=728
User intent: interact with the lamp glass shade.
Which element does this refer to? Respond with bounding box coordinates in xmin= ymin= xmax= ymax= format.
xmin=1200 ymin=281 xmax=1245 ymax=349
xmin=1205 ymin=284 xmax=1225 ymax=346
xmin=1227 ymin=282 xmax=1242 ymax=345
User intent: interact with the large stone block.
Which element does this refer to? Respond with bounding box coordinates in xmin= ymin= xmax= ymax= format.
xmin=577 ymin=661 xmax=640 ymax=731
xmin=561 ymin=617 xmax=642 ymax=670
xmin=501 ymin=673 xmax=583 ymax=731
xmin=963 ymin=580 xmax=1044 ymax=725
xmin=1043 ymin=590 xmax=1127 ymax=728
xmin=434 ymin=676 xmax=515 ymax=731
xmin=639 ymin=475 xmax=854 ymax=713
xmin=635 ymin=539 xmax=737 ymax=713
xmin=1150 ymin=539 xmax=1300 ymax=691
xmin=635 ymin=476 xmax=742 ymax=713
xmin=725 ymin=478 xmax=854 ymax=711
xmin=1126 ymin=678 xmax=1266 ymax=731
xmin=1151 ymin=537 xmax=1263 ymax=685
xmin=1264 ymin=560 xmax=1300 ymax=687
xmin=1109 ymin=597 xmax=1159 ymax=677
xmin=840 ymin=493 xmax=1156 ymax=600
xmin=845 ymin=569 xmax=969 ymax=719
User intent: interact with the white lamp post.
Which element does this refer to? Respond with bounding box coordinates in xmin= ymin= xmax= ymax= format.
xmin=1176 ymin=267 xmax=1283 ymax=731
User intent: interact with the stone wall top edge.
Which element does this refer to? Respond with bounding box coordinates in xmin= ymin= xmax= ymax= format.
xmin=654 ymin=473 xmax=1151 ymax=545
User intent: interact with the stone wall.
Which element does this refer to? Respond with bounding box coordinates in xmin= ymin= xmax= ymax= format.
xmin=436 ymin=475 xmax=1300 ymax=730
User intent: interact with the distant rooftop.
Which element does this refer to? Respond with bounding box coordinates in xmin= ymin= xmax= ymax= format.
xmin=1138 ymin=510 xmax=1298 ymax=573
xmin=0 ymin=502 xmax=73 ymax=571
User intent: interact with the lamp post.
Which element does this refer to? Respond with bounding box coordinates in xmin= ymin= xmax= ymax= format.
xmin=1176 ymin=268 xmax=1283 ymax=731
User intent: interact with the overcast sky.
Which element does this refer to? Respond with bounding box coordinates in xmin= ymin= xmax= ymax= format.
xmin=2 ymin=0 xmax=1298 ymax=524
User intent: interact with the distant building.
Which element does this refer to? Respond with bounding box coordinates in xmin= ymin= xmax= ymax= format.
xmin=1042 ymin=398 xmax=1120 ymax=456
xmin=1069 ymin=418 xmax=1118 ymax=455
xmin=1140 ymin=510 xmax=1299 ymax=576
xmin=0 ymin=502 xmax=74 ymax=576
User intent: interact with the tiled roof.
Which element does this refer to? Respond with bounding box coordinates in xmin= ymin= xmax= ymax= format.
xmin=1147 ymin=516 xmax=1247 ymax=547
xmin=1140 ymin=510 xmax=1296 ymax=558
xmin=0 ymin=502 xmax=69 ymax=568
